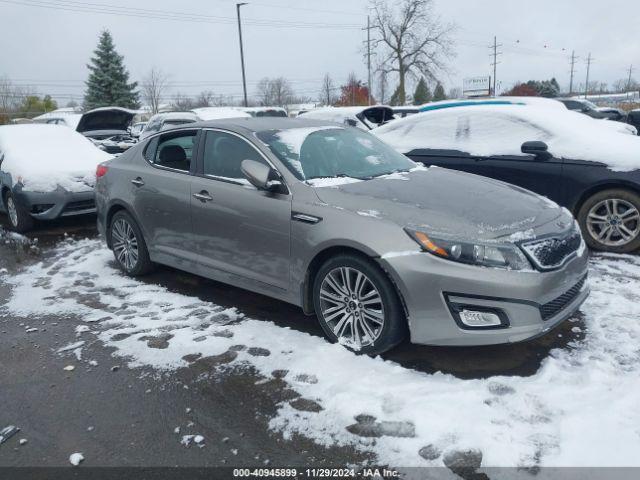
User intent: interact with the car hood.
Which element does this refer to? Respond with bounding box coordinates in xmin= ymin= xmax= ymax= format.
xmin=311 ymin=167 xmax=571 ymax=242
xmin=76 ymin=107 xmax=136 ymax=135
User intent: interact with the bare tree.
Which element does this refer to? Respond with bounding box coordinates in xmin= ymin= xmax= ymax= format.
xmin=371 ymin=0 xmax=455 ymax=105
xmin=142 ymin=67 xmax=169 ymax=114
xmin=320 ymin=73 xmax=336 ymax=106
xmin=0 ymin=76 xmax=31 ymax=123
xmin=255 ymin=77 xmax=294 ymax=107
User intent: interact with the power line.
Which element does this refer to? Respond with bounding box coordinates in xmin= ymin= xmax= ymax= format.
xmin=0 ymin=0 xmax=363 ymax=29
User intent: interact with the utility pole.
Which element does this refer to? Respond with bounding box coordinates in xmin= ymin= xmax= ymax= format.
xmin=362 ymin=16 xmax=374 ymax=105
xmin=568 ymin=50 xmax=578 ymax=95
xmin=489 ymin=36 xmax=502 ymax=96
xmin=584 ymin=53 xmax=593 ymax=99
xmin=626 ymin=64 xmax=634 ymax=91
xmin=236 ymin=3 xmax=249 ymax=107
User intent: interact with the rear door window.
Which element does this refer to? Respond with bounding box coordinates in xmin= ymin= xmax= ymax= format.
xmin=152 ymin=131 xmax=198 ymax=172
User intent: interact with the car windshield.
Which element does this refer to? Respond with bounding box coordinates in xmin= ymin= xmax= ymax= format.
xmin=256 ymin=127 xmax=416 ymax=181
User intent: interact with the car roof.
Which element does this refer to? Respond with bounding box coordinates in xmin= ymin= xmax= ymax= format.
xmin=184 ymin=116 xmax=344 ymax=133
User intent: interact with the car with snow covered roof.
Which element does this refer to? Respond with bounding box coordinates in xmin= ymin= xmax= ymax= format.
xmin=0 ymin=124 xmax=112 ymax=232
xmin=375 ymin=101 xmax=640 ymax=253
xmin=299 ymin=106 xmax=395 ymax=130
xmin=95 ymin=117 xmax=589 ymax=354
xmin=139 ymin=112 xmax=198 ymax=141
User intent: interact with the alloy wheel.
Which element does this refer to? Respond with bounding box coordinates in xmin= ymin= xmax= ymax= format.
xmin=319 ymin=266 xmax=385 ymax=348
xmin=6 ymin=196 xmax=18 ymax=228
xmin=111 ymin=218 xmax=139 ymax=271
xmin=586 ymin=198 xmax=640 ymax=247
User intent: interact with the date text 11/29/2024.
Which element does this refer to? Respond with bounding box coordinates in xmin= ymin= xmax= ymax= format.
xmin=232 ymin=468 xmax=400 ymax=478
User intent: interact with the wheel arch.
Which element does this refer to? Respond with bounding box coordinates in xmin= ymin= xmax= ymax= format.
xmin=300 ymin=244 xmax=408 ymax=317
xmin=104 ymin=201 xmax=143 ymax=249
xmin=571 ymin=181 xmax=640 ymax=215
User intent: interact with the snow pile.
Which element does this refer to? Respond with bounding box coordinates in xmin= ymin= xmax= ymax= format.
xmin=4 ymin=239 xmax=640 ymax=467
xmin=0 ymin=124 xmax=112 ymax=192
xmin=375 ymin=104 xmax=640 ymax=172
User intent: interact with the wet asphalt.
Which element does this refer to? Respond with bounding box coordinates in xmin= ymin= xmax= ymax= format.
xmin=0 ymin=215 xmax=586 ymax=468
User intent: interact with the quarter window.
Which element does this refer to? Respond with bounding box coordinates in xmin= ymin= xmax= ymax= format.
xmin=153 ymin=131 xmax=197 ymax=172
xmin=203 ymin=131 xmax=268 ymax=180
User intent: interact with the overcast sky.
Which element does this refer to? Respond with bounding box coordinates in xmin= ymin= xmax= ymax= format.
xmin=1 ymin=0 xmax=638 ymax=105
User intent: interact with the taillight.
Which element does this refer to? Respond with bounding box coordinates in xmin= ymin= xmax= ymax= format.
xmin=96 ymin=164 xmax=108 ymax=178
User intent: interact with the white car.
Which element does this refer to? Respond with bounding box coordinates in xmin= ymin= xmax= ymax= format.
xmin=0 ymin=124 xmax=111 ymax=232
xmin=139 ymin=112 xmax=198 ymax=141
xmin=299 ymin=106 xmax=394 ymax=130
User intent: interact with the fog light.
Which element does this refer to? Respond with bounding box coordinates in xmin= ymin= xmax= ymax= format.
xmin=459 ymin=309 xmax=502 ymax=328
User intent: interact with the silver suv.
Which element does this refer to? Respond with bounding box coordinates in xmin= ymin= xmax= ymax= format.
xmin=95 ymin=118 xmax=589 ymax=354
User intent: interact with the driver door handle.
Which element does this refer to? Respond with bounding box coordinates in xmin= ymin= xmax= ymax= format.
xmin=193 ymin=191 xmax=213 ymax=202
xmin=131 ymin=177 xmax=145 ymax=186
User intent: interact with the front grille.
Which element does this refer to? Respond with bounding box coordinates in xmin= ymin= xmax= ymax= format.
xmin=521 ymin=229 xmax=582 ymax=271
xmin=540 ymin=275 xmax=587 ymax=321
xmin=64 ymin=199 xmax=96 ymax=213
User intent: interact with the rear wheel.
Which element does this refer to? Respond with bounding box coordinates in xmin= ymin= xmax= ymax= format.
xmin=3 ymin=190 xmax=34 ymax=233
xmin=109 ymin=211 xmax=154 ymax=276
xmin=313 ymin=254 xmax=406 ymax=355
xmin=577 ymin=189 xmax=640 ymax=253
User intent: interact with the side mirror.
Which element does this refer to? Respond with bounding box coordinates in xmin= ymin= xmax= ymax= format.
xmin=241 ymin=160 xmax=284 ymax=192
xmin=521 ymin=141 xmax=551 ymax=161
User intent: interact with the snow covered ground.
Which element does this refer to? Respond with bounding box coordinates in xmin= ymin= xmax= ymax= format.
xmin=2 ymin=237 xmax=640 ymax=469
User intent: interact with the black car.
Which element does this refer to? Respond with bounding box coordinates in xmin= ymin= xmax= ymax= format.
xmin=558 ymin=98 xmax=618 ymax=120
xmin=375 ymin=103 xmax=640 ymax=253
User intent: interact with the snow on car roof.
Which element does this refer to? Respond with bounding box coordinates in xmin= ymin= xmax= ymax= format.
xmin=191 ymin=107 xmax=251 ymax=121
xmin=375 ymin=104 xmax=640 ymax=172
xmin=148 ymin=111 xmax=198 ymax=122
xmin=0 ymin=124 xmax=112 ymax=192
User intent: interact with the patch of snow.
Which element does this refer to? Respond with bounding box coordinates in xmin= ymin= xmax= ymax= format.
xmin=507 ymin=229 xmax=537 ymax=242
xmin=69 ymin=453 xmax=84 ymax=466
xmin=4 ymin=239 xmax=640 ymax=467
xmin=57 ymin=341 xmax=85 ymax=353
xmin=25 ymin=327 xmax=38 ymax=333
xmin=19 ymin=438 xmax=27 ymax=445
xmin=75 ymin=325 xmax=90 ymax=334
xmin=191 ymin=107 xmax=251 ymax=121
xmin=306 ymin=177 xmax=363 ymax=188
xmin=0 ymin=124 xmax=112 ymax=192
xmin=356 ymin=210 xmax=381 ymax=218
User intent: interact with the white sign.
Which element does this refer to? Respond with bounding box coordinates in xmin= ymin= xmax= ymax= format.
xmin=463 ymin=76 xmax=491 ymax=97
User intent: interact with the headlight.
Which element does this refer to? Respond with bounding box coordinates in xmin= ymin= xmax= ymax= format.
xmin=404 ymin=228 xmax=532 ymax=270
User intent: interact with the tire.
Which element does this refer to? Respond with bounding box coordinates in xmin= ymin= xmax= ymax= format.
xmin=313 ymin=254 xmax=406 ymax=355
xmin=109 ymin=210 xmax=154 ymax=276
xmin=3 ymin=189 xmax=34 ymax=233
xmin=577 ymin=188 xmax=640 ymax=253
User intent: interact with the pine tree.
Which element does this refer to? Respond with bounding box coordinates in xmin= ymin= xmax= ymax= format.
xmin=433 ymin=82 xmax=446 ymax=101
xmin=412 ymin=78 xmax=432 ymax=105
xmin=84 ymin=30 xmax=139 ymax=109
xmin=389 ymin=85 xmax=403 ymax=106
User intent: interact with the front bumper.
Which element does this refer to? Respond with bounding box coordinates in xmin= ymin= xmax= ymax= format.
xmin=380 ymin=246 xmax=590 ymax=346
xmin=14 ymin=187 xmax=96 ymax=220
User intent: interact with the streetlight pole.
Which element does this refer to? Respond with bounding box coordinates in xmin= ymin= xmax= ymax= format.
xmin=236 ymin=3 xmax=249 ymax=107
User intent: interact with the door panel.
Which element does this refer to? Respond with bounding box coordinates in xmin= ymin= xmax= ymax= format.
xmin=190 ymin=177 xmax=291 ymax=289
xmin=131 ymin=130 xmax=199 ymax=260
xmin=408 ymin=149 xmax=497 ymax=179
xmin=190 ymin=129 xmax=291 ymax=290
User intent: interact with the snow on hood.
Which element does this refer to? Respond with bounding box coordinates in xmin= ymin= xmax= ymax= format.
xmin=0 ymin=124 xmax=112 ymax=192
xmin=375 ymin=105 xmax=640 ymax=172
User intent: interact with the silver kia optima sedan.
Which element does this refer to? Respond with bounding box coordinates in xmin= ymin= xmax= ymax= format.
xmin=95 ymin=118 xmax=589 ymax=354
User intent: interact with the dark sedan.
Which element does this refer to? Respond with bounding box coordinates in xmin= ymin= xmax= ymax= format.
xmin=375 ymin=102 xmax=640 ymax=253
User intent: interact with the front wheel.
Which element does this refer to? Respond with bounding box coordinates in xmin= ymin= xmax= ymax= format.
xmin=3 ymin=190 xmax=34 ymax=233
xmin=109 ymin=211 xmax=154 ymax=276
xmin=313 ymin=254 xmax=406 ymax=355
xmin=577 ymin=189 xmax=640 ymax=253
